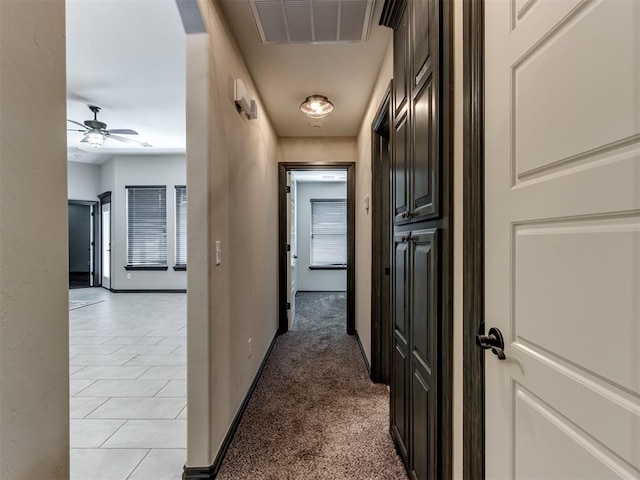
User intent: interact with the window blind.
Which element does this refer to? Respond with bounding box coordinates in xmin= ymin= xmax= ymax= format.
xmin=175 ymin=186 xmax=187 ymax=266
xmin=310 ymin=199 xmax=347 ymax=266
xmin=126 ymin=186 xmax=167 ymax=267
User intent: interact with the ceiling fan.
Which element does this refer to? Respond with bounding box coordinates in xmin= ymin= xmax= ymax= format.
xmin=67 ymin=105 xmax=152 ymax=149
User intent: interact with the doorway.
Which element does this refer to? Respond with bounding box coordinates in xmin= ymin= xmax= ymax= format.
xmin=278 ymin=163 xmax=356 ymax=335
xmin=370 ymin=82 xmax=393 ymax=385
xmin=68 ymin=200 xmax=99 ymax=289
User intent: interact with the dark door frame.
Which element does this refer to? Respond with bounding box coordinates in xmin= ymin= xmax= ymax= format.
xmin=278 ymin=162 xmax=356 ymax=335
xmin=68 ymin=199 xmax=100 ymax=287
xmin=370 ymin=82 xmax=393 ymax=384
xmin=463 ymin=0 xmax=485 ymax=478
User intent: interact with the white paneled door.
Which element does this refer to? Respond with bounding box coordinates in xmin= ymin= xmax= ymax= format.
xmin=485 ymin=0 xmax=640 ymax=478
xmin=286 ymin=172 xmax=296 ymax=329
xmin=101 ymin=202 xmax=111 ymax=290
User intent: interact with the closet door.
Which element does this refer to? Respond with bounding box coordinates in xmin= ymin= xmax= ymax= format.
xmin=409 ymin=229 xmax=438 ymax=480
xmin=391 ymin=233 xmax=410 ymax=462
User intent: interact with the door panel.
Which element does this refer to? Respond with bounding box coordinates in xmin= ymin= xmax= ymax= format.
xmin=392 ymin=233 xmax=410 ymax=461
xmin=409 ymin=229 xmax=437 ymax=480
xmin=411 ymin=78 xmax=438 ymax=220
xmin=394 ymin=113 xmax=409 ymax=223
xmin=412 ymin=0 xmax=431 ymax=85
xmin=392 ymin=340 xmax=409 ymax=460
xmin=393 ymin=2 xmax=409 ymax=116
xmin=485 ymin=0 xmax=640 ymax=477
xmin=410 ymin=229 xmax=437 ymax=374
xmin=394 ymin=236 xmax=409 ymax=338
xmin=411 ymin=366 xmax=435 ymax=480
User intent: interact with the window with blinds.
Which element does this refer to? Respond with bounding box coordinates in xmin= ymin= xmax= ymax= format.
xmin=126 ymin=186 xmax=167 ymax=267
xmin=175 ymin=186 xmax=187 ymax=267
xmin=310 ymin=199 xmax=347 ymax=267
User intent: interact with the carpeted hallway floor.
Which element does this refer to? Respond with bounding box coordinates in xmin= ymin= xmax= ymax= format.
xmin=217 ymin=291 xmax=408 ymax=480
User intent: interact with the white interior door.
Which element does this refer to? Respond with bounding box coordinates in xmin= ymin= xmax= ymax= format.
xmin=101 ymin=202 xmax=111 ymax=289
xmin=290 ymin=177 xmax=297 ymax=326
xmin=286 ymin=172 xmax=295 ymax=329
xmin=485 ymin=0 xmax=640 ymax=478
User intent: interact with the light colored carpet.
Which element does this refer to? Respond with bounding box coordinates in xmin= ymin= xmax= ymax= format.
xmin=217 ymin=291 xmax=408 ymax=480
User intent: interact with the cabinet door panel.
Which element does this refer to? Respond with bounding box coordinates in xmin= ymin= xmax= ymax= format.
xmin=412 ymin=0 xmax=432 ymax=85
xmin=412 ymin=76 xmax=438 ymax=220
xmin=393 ymin=3 xmax=409 ymax=115
xmin=394 ymin=114 xmax=409 ymax=223
xmin=392 ymin=340 xmax=409 ymax=461
xmin=410 ymin=229 xmax=437 ymax=371
xmin=411 ymin=367 xmax=436 ymax=480
xmin=393 ymin=235 xmax=409 ymax=338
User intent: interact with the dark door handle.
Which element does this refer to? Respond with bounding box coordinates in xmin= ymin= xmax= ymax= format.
xmin=476 ymin=327 xmax=506 ymax=360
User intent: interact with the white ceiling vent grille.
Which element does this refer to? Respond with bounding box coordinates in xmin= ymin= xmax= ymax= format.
xmin=249 ymin=0 xmax=374 ymax=44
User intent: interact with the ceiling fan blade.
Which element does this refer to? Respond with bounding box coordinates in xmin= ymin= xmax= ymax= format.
xmin=80 ymin=137 xmax=89 ymax=143
xmin=67 ymin=119 xmax=88 ymax=129
xmin=108 ymin=129 xmax=138 ymax=135
xmin=68 ymin=129 xmax=87 ymax=132
xmin=108 ymin=134 xmax=152 ymax=147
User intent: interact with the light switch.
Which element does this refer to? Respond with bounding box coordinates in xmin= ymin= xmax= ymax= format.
xmin=215 ymin=240 xmax=221 ymax=265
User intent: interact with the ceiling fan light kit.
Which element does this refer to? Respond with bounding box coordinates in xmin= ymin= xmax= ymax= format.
xmin=67 ymin=105 xmax=152 ymax=149
xmin=300 ymin=95 xmax=334 ymax=119
xmin=86 ymin=132 xmax=105 ymax=148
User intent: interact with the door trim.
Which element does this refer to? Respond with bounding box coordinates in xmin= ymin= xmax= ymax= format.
xmin=370 ymin=81 xmax=393 ymax=384
xmin=278 ymin=163 xmax=356 ymax=335
xmin=462 ymin=0 xmax=485 ymax=478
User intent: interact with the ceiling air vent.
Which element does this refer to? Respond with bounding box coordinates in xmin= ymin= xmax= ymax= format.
xmin=249 ymin=0 xmax=374 ymax=44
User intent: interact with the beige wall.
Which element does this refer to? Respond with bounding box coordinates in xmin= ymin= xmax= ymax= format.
xmin=278 ymin=137 xmax=357 ymax=164
xmin=186 ymin=0 xmax=279 ymax=467
xmin=354 ymin=42 xmax=393 ymax=363
xmin=0 ymin=1 xmax=69 ymax=478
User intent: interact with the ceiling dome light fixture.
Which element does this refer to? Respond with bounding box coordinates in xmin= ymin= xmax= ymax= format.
xmin=86 ymin=131 xmax=105 ymax=148
xmin=300 ymin=95 xmax=334 ymax=119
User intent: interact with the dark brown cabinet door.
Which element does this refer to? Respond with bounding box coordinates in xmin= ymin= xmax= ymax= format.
xmin=391 ymin=234 xmax=410 ymax=462
xmin=383 ymin=0 xmax=451 ymax=477
xmin=409 ymin=229 xmax=438 ymax=480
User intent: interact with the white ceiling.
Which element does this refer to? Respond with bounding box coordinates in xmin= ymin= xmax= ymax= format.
xmin=66 ymin=0 xmax=391 ymax=165
xmin=218 ymin=0 xmax=392 ymax=137
xmin=66 ymin=0 xmax=186 ymax=164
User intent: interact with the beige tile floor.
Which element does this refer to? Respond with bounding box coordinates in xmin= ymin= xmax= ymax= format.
xmin=69 ymin=288 xmax=186 ymax=480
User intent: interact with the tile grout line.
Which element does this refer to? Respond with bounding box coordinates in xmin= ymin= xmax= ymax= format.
xmin=153 ymin=380 xmax=172 ymax=397
xmin=134 ymin=366 xmax=153 ymax=380
xmin=71 ymin=379 xmax=98 ymax=397
xmin=79 ymin=396 xmax=110 ymax=419
xmin=124 ymin=447 xmax=152 ymax=480
xmin=96 ymin=419 xmax=129 ymax=449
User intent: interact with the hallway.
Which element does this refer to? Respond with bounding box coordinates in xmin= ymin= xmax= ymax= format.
xmin=69 ymin=289 xmax=186 ymax=479
xmin=217 ymin=292 xmax=407 ymax=479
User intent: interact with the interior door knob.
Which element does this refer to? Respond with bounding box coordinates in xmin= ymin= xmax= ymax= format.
xmin=476 ymin=327 xmax=506 ymax=360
